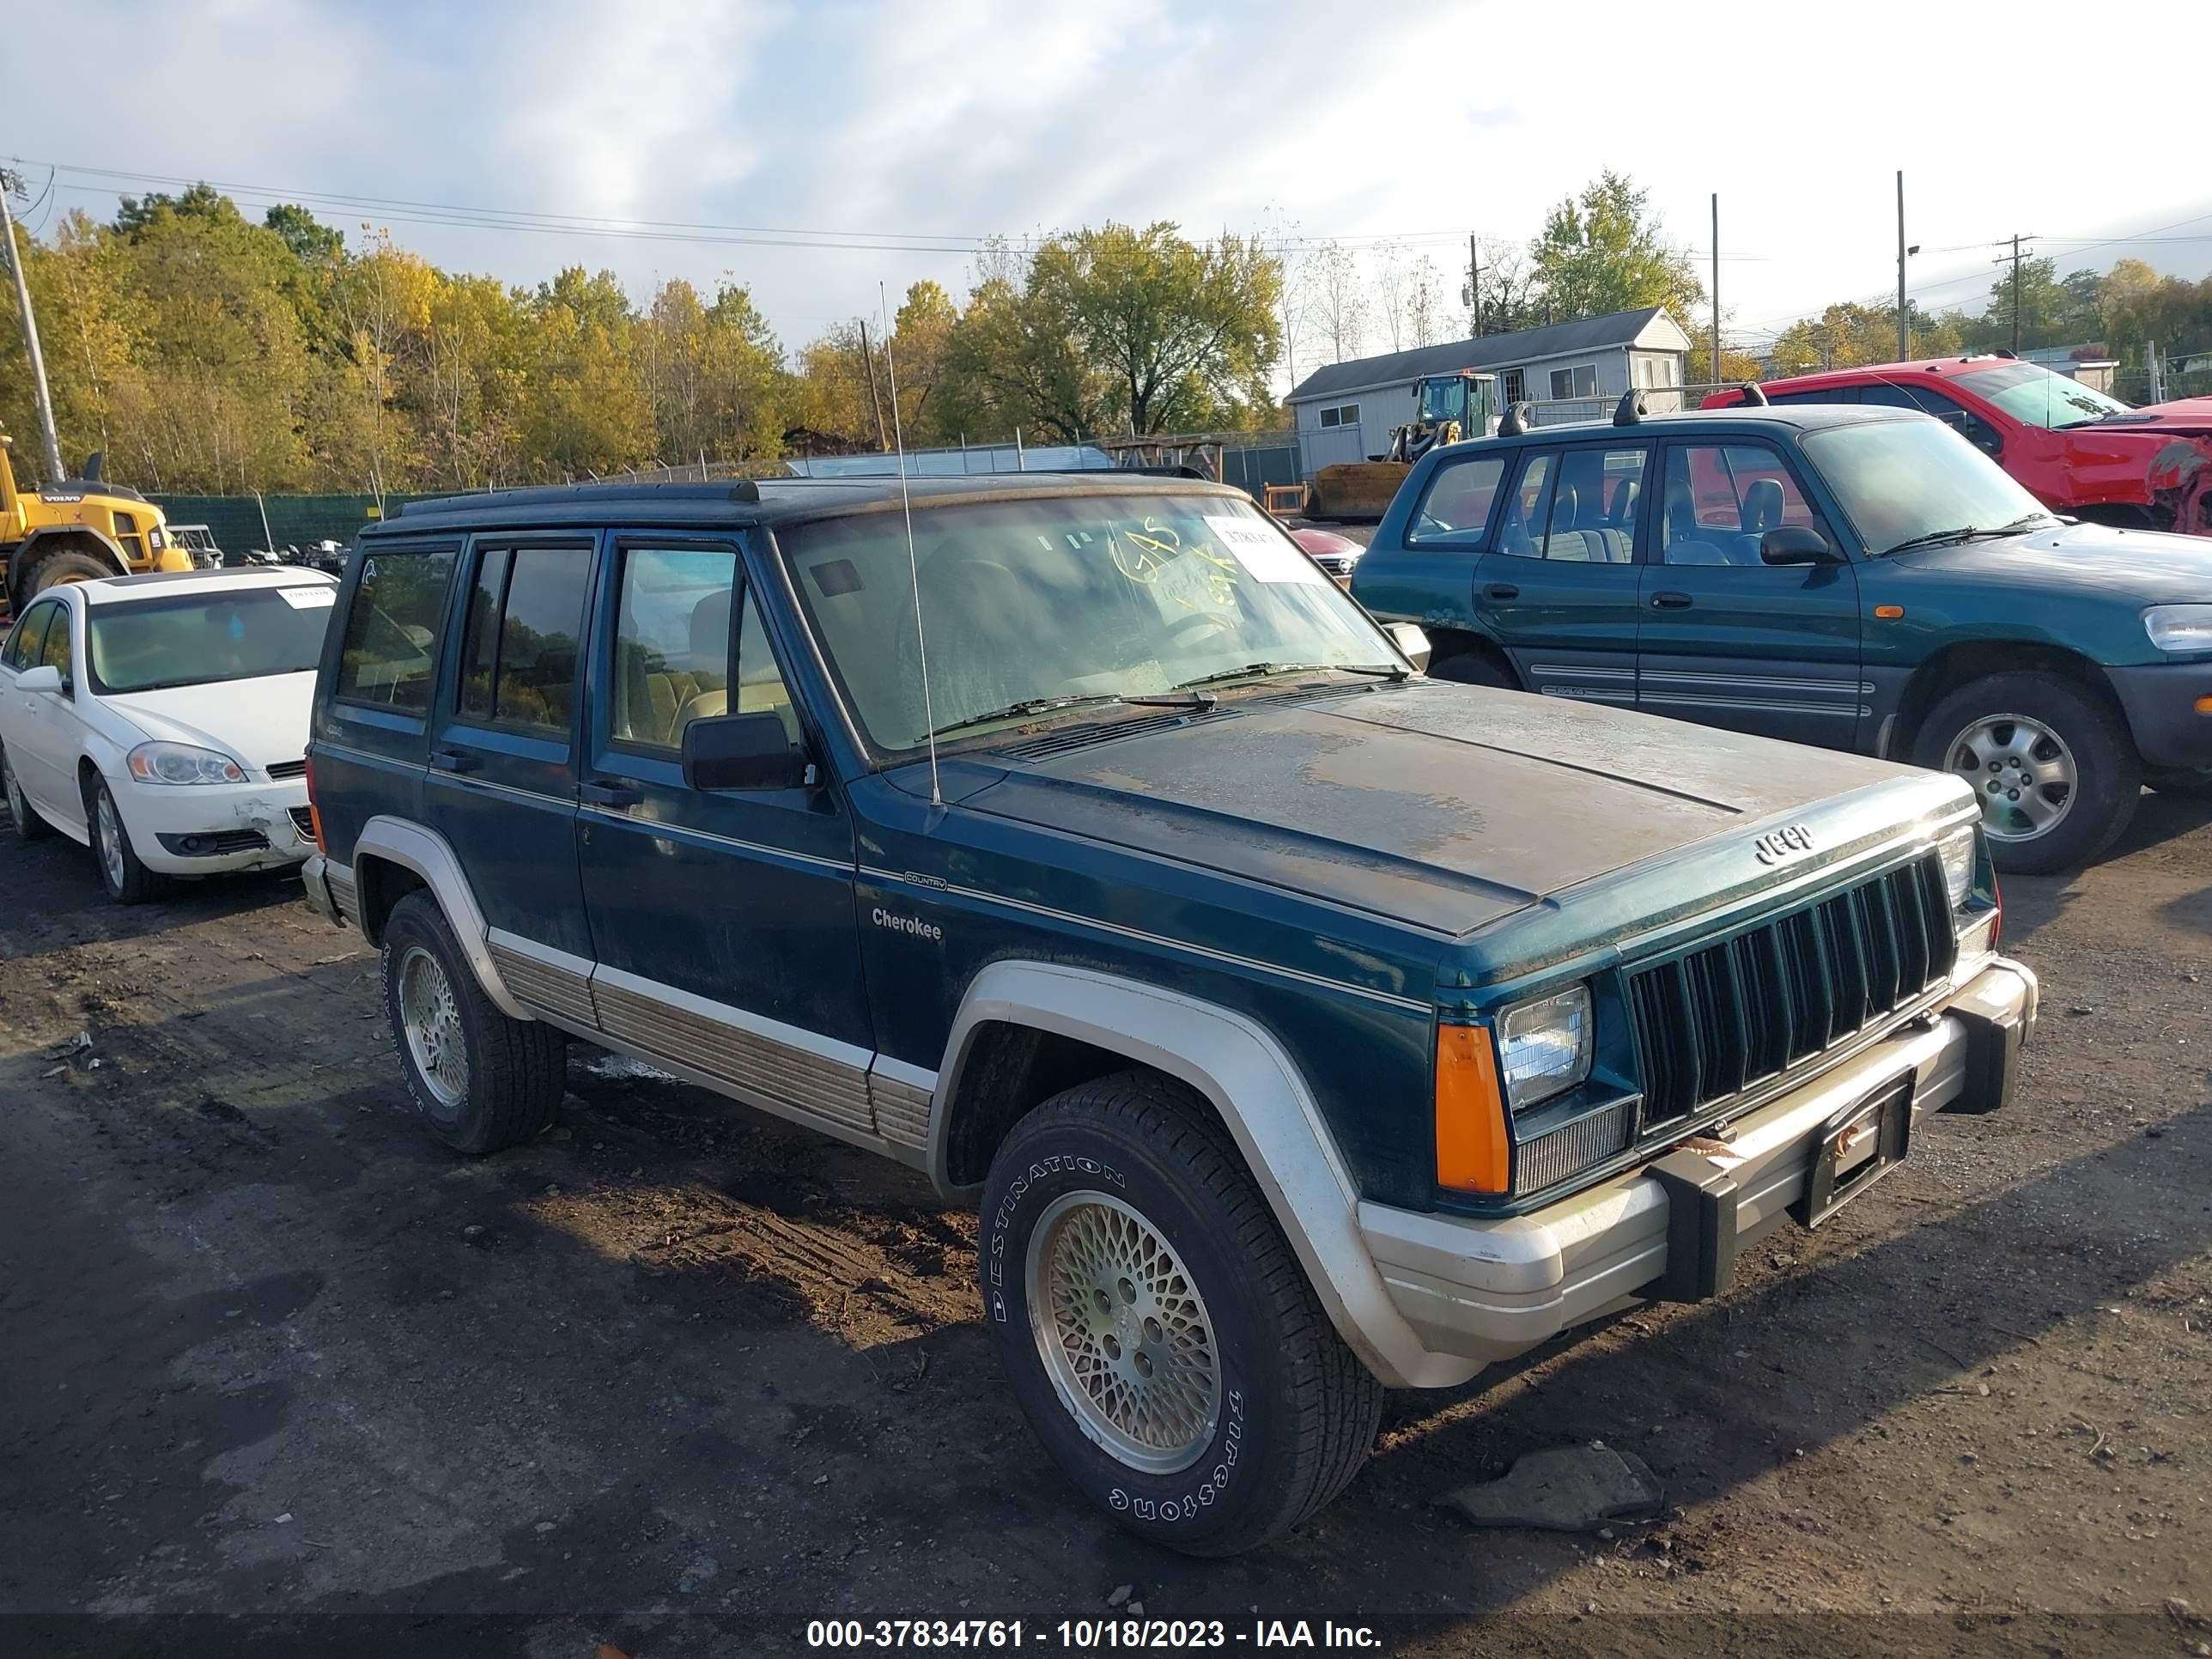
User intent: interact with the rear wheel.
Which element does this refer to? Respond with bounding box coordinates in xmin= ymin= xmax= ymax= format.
xmin=88 ymin=777 xmax=169 ymax=904
xmin=1912 ymin=672 xmax=2139 ymax=875
xmin=380 ymin=892 xmax=566 ymax=1154
xmin=2 ymin=743 xmax=51 ymax=841
xmin=980 ymin=1070 xmax=1382 ymax=1555
xmin=17 ymin=546 xmax=119 ymax=605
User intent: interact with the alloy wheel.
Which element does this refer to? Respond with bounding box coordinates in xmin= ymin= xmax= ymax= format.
xmin=96 ymin=792 xmax=128 ymax=890
xmin=1944 ymin=713 xmax=2077 ymax=842
xmin=397 ymin=945 xmax=469 ymax=1109
xmin=1025 ymin=1190 xmax=1223 ymax=1474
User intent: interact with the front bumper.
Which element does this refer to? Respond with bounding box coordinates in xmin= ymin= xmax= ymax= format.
xmin=2107 ymin=659 xmax=2212 ymax=769
xmin=117 ymin=776 xmax=313 ymax=874
xmin=1358 ymin=956 xmax=2038 ymax=1370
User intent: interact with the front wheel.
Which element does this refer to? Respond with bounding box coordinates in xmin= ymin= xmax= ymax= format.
xmin=980 ymin=1071 xmax=1382 ymax=1556
xmin=1912 ymin=672 xmax=2140 ymax=875
xmin=88 ymin=777 xmax=170 ymax=903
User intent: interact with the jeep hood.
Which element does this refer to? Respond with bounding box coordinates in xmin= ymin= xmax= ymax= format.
xmin=957 ymin=684 xmax=1954 ymax=937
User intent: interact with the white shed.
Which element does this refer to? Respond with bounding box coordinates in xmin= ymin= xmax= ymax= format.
xmin=1285 ymin=307 xmax=1694 ymax=474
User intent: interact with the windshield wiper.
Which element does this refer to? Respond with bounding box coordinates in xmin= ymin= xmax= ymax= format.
xmin=1170 ymin=660 xmax=1407 ymax=690
xmin=1881 ymin=513 xmax=2052 ymax=556
xmin=927 ymin=690 xmax=1213 ymax=741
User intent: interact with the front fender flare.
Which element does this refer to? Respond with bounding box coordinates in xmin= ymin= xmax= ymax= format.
xmin=933 ymin=960 xmax=1472 ymax=1389
xmin=347 ymin=815 xmax=532 ymax=1022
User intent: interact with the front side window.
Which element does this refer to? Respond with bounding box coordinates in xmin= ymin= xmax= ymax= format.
xmin=1952 ymin=362 xmax=2131 ymax=430
xmin=455 ymin=545 xmax=592 ymax=735
xmin=335 ymin=547 xmax=457 ymax=713
xmin=1407 ymin=453 xmax=1507 ymax=544
xmin=1802 ymin=419 xmax=2049 ymax=556
xmin=610 ymin=546 xmax=740 ymax=751
xmin=88 ymin=586 xmax=335 ymax=696
xmin=778 ymin=494 xmax=1397 ymax=756
xmin=1659 ymin=443 xmax=1825 ymax=567
xmin=3 ymin=601 xmax=55 ymax=671
xmin=40 ymin=603 xmax=75 ymax=678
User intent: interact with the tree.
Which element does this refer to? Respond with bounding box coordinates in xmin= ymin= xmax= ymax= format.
xmin=937 ymin=273 xmax=1109 ymax=444
xmin=263 ymin=204 xmax=344 ymax=266
xmin=1528 ymin=172 xmax=1703 ymax=331
xmin=1404 ymin=253 xmax=1445 ymax=349
xmin=889 ymin=279 xmax=957 ymax=444
xmin=1025 ymin=223 xmax=1279 ymax=435
xmin=1469 ymin=236 xmax=1541 ymax=336
xmin=1310 ymin=240 xmax=1367 ymax=364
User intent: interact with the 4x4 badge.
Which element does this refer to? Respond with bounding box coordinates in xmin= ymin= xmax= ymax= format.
xmin=1753 ymin=823 xmax=1816 ymax=866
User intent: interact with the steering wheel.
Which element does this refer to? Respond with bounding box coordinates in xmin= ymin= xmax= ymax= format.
xmin=1166 ymin=611 xmax=1233 ymax=649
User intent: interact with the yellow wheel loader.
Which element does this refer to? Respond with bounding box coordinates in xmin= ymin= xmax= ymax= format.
xmin=2 ymin=428 xmax=187 ymax=617
xmin=1305 ymin=370 xmax=1499 ymax=520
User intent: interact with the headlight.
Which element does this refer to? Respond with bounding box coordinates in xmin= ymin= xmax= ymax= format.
xmin=1938 ymin=828 xmax=1976 ymax=910
xmin=1496 ymin=984 xmax=1593 ymax=1111
xmin=2144 ymin=605 xmax=2212 ymax=653
xmin=127 ymin=742 xmax=246 ymax=785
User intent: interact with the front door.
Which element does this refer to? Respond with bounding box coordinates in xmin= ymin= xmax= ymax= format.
xmin=1474 ymin=441 xmax=1650 ymax=708
xmin=1636 ymin=439 xmax=1864 ymax=749
xmin=421 ymin=538 xmax=596 ymax=964
xmin=575 ymin=538 xmax=875 ymax=1139
xmin=2 ymin=599 xmax=76 ymax=820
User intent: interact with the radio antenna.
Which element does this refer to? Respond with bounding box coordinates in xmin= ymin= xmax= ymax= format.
xmin=880 ymin=283 xmax=940 ymax=805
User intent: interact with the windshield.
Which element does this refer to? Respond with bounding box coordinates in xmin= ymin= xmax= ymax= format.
xmin=1416 ymin=378 xmax=1469 ymax=423
xmin=1953 ymin=362 xmax=2133 ymax=430
xmin=88 ymin=584 xmax=336 ymax=695
xmin=777 ymin=493 xmax=1396 ymax=754
xmin=1802 ymin=418 xmax=2051 ymax=555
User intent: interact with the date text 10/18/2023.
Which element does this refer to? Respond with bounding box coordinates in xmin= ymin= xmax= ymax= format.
xmin=805 ymin=1620 xmax=1384 ymax=1650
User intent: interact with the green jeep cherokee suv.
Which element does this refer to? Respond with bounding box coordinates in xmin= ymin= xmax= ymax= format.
xmin=300 ymin=472 xmax=2037 ymax=1553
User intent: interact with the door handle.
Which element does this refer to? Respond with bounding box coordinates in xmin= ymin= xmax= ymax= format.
xmin=1650 ymin=591 xmax=1694 ymax=610
xmin=579 ymin=781 xmax=641 ymax=808
xmin=1484 ymin=583 xmax=1521 ymax=601
xmin=428 ymin=747 xmax=482 ymax=774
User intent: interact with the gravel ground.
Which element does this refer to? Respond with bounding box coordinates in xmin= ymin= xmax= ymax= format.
xmin=2 ymin=786 xmax=2208 ymax=1659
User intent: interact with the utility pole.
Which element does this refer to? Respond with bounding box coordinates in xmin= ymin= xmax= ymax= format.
xmin=1710 ymin=193 xmax=1721 ymax=386
xmin=0 ymin=168 xmax=65 ymax=485
xmin=2002 ymin=233 xmax=2036 ymax=354
xmin=858 ymin=319 xmax=889 ymax=453
xmin=1468 ymin=233 xmax=1482 ymax=337
xmin=1895 ymin=171 xmax=1909 ymax=361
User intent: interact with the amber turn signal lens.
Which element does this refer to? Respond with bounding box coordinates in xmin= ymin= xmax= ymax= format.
xmin=1435 ymin=1024 xmax=1510 ymax=1194
xmin=1874 ymin=604 xmax=1905 ymax=620
xmin=2194 ymin=694 xmax=2212 ymax=716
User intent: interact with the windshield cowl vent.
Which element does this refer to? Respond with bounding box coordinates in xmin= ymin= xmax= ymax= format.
xmin=994 ymin=707 xmax=1236 ymax=763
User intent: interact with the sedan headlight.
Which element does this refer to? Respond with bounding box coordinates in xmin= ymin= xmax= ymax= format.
xmin=1496 ymin=984 xmax=1593 ymax=1111
xmin=2144 ymin=604 xmax=2212 ymax=653
xmin=127 ymin=742 xmax=246 ymax=785
xmin=1938 ymin=827 xmax=1976 ymax=910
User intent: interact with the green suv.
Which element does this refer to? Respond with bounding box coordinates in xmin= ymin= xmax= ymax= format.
xmin=1351 ymin=398 xmax=2212 ymax=872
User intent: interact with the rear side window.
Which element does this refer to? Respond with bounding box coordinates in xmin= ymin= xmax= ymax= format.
xmin=1406 ymin=453 xmax=1506 ymax=545
xmin=3 ymin=602 xmax=55 ymax=670
xmin=454 ymin=545 xmax=592 ymax=736
xmin=336 ymin=548 xmax=457 ymax=713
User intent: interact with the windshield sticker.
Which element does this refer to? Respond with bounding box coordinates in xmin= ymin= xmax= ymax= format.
xmin=1206 ymin=515 xmax=1324 ymax=585
xmin=276 ymin=586 xmax=337 ymax=609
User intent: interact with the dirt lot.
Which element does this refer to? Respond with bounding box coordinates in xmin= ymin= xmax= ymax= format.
xmin=3 ymin=789 xmax=2209 ymax=1659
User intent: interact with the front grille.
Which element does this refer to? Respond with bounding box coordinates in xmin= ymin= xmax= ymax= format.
xmin=266 ymin=758 xmax=308 ymax=780
xmin=1627 ymin=853 xmax=1955 ymax=1130
xmin=155 ymin=829 xmax=268 ymax=858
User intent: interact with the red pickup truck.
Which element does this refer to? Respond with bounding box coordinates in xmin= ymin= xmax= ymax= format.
xmin=1705 ymin=357 xmax=2212 ymax=538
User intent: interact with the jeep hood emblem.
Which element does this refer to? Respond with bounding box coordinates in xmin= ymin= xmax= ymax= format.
xmin=1753 ymin=823 xmax=1816 ymax=866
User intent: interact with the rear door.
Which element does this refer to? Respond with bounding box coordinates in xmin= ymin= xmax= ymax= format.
xmin=421 ymin=537 xmax=596 ymax=964
xmin=1637 ymin=438 xmax=1863 ymax=748
xmin=574 ymin=535 xmax=875 ymax=1136
xmin=1471 ymin=441 xmax=1650 ymax=707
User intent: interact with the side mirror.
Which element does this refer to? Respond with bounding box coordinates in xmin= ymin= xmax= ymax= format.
xmin=1386 ymin=622 xmax=1431 ymax=672
xmin=681 ymin=709 xmax=811 ymax=792
xmin=1759 ymin=526 xmax=1843 ymax=567
xmin=15 ymin=664 xmax=65 ymax=696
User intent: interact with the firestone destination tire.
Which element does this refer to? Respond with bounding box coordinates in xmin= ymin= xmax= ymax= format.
xmin=980 ymin=1070 xmax=1382 ymax=1556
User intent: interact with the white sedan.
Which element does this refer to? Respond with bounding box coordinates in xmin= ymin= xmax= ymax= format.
xmin=0 ymin=568 xmax=338 ymax=903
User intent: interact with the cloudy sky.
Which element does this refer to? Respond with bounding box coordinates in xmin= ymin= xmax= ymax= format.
xmin=13 ymin=0 xmax=2212 ymax=374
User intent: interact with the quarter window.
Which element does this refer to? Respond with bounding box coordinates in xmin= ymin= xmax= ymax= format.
xmin=1406 ymin=453 xmax=1507 ymax=545
xmin=336 ymin=548 xmax=457 ymax=713
xmin=455 ymin=545 xmax=592 ymax=736
xmin=610 ymin=547 xmax=741 ymax=751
